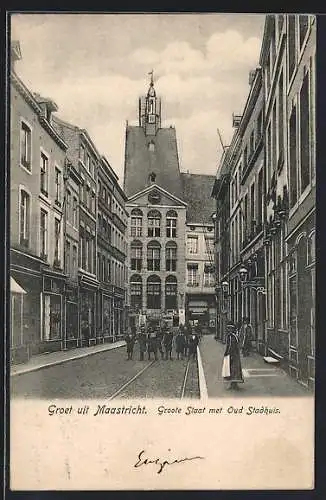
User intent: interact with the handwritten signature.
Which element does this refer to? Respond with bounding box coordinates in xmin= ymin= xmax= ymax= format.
xmin=134 ymin=449 xmax=205 ymax=474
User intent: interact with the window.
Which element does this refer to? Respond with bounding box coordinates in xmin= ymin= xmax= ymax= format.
xmin=80 ymin=143 xmax=86 ymax=164
xmin=278 ymin=71 xmax=284 ymax=163
xmin=250 ymin=183 xmax=255 ymax=226
xmin=147 ymin=275 xmax=161 ymax=309
xmin=257 ymin=110 xmax=263 ymax=142
xmin=130 ymin=275 xmax=142 ymax=311
xmin=98 ymin=180 xmax=102 ymax=195
xmin=205 ymin=237 xmax=214 ymax=255
xmin=65 ymin=240 xmax=71 ymax=274
xmin=272 ymin=100 xmax=277 ymax=171
xmin=166 ymin=241 xmax=177 ymax=271
xmin=66 ymin=190 xmax=71 ymax=223
xmin=72 ymin=245 xmax=77 ymax=277
xmin=288 ymin=15 xmax=296 ymax=81
xmin=307 ymin=232 xmax=315 ymax=265
xmin=266 ymin=123 xmax=272 ymax=185
xmin=203 ymin=264 xmax=215 ymax=287
xmin=289 ymin=104 xmax=298 ymax=208
xmin=187 ymin=235 xmax=198 ymax=254
xmin=147 ymin=241 xmax=161 ymax=271
xmin=55 ymin=168 xmax=61 ymax=203
xmin=166 ymin=210 xmax=177 ymax=238
xmin=130 ymin=208 xmax=143 ymax=237
xmin=187 ymin=264 xmax=199 ymax=286
xmin=40 ymin=152 xmax=48 ymax=196
xmin=91 ymin=191 xmax=96 ymax=214
xmin=73 ymin=197 xmax=78 ymax=227
xmin=299 ymin=15 xmax=309 ymax=49
xmin=257 ymin=170 xmax=263 ymax=226
xmin=147 ymin=210 xmax=161 ymax=237
xmin=249 ymin=130 xmax=255 ymax=158
xmin=19 ymin=190 xmax=30 ymax=247
xmin=300 ymin=71 xmax=310 ymax=194
xmin=20 ymin=121 xmax=31 ymax=171
xmin=54 ymin=219 xmax=61 ymax=263
xmin=131 ymin=240 xmax=142 ymax=271
xmin=86 ymin=154 xmax=91 ymax=172
xmin=43 ymin=294 xmax=61 ymax=341
xmin=40 ymin=209 xmax=48 ymax=257
xmin=165 ymin=275 xmax=177 ymax=309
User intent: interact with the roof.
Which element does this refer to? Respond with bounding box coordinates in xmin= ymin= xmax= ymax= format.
xmin=124 ymin=125 xmax=183 ymax=199
xmin=181 ymin=173 xmax=216 ymax=224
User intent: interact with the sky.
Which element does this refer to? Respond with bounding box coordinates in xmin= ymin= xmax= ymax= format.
xmin=11 ymin=13 xmax=265 ymax=185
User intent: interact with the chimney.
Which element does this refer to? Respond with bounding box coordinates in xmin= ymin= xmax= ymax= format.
xmin=232 ymin=113 xmax=242 ymax=128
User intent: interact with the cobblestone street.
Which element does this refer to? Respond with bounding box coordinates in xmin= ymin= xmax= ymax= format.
xmin=11 ymin=344 xmax=196 ymax=399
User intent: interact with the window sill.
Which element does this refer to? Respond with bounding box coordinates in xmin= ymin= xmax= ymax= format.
xmin=19 ymin=163 xmax=32 ymax=175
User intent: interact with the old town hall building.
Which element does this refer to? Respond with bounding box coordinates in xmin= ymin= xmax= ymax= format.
xmin=124 ymin=74 xmax=216 ymax=329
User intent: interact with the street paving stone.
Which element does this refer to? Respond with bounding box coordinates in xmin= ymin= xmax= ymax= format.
xmin=199 ymin=335 xmax=313 ymax=398
xmin=11 ymin=345 xmax=190 ymax=400
xmin=116 ymin=357 xmax=188 ymax=399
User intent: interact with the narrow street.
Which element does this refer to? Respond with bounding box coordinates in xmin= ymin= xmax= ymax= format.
xmin=10 ymin=345 xmax=197 ymax=400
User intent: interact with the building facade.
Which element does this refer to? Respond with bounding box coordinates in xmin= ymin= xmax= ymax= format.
xmin=212 ymin=14 xmax=316 ymax=388
xmin=10 ymin=41 xmax=67 ymax=360
xmin=182 ymin=174 xmax=216 ymax=331
xmin=10 ymin=40 xmax=128 ymax=363
xmin=124 ymin=76 xmax=188 ymax=328
xmin=97 ymin=156 xmax=128 ymax=341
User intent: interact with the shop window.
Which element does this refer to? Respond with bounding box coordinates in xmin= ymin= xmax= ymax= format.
xmin=43 ymin=294 xmax=62 ymax=340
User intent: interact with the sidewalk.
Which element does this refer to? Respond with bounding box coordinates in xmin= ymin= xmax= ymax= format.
xmin=199 ymin=335 xmax=311 ymax=398
xmin=10 ymin=340 xmax=126 ymax=377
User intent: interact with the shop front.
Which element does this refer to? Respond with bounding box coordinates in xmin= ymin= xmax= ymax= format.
xmin=41 ymin=275 xmax=65 ymax=354
xmin=65 ymin=283 xmax=79 ymax=349
xmin=97 ymin=284 xmax=115 ymax=343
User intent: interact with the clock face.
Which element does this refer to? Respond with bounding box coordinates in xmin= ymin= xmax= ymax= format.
xmin=148 ymin=191 xmax=161 ymax=204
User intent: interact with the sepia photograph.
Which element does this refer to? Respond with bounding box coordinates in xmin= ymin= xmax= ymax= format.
xmin=8 ymin=12 xmax=316 ymax=490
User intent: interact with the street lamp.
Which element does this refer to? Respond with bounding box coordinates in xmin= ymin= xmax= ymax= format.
xmin=239 ymin=266 xmax=248 ymax=283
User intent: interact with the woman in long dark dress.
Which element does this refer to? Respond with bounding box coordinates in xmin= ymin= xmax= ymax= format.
xmin=222 ymin=322 xmax=244 ymax=390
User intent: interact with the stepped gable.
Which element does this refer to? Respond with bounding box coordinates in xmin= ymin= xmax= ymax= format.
xmin=181 ymin=172 xmax=216 ymax=224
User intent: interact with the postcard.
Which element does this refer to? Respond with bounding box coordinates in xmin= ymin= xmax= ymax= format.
xmin=8 ymin=12 xmax=315 ymax=491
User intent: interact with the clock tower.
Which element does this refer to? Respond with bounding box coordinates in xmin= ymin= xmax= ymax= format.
xmin=139 ymin=70 xmax=161 ymax=136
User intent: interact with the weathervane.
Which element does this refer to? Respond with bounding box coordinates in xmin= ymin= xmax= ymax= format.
xmin=148 ymin=69 xmax=154 ymax=86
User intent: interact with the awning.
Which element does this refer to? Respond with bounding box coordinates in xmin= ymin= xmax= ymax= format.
xmin=10 ymin=276 xmax=27 ymax=294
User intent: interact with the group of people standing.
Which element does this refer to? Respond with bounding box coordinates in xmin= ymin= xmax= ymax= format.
xmin=124 ymin=324 xmax=201 ymax=362
xmin=222 ymin=317 xmax=253 ymax=390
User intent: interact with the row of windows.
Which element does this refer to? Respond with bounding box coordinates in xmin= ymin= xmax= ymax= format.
xmin=20 ymin=189 xmax=62 ymax=262
xmin=186 ymin=264 xmax=215 ymax=287
xmin=20 ymin=122 xmax=63 ymax=207
xmin=130 ymin=275 xmax=178 ymax=310
xmin=130 ymin=209 xmax=178 ymax=238
xmin=97 ymin=253 xmax=126 ymax=287
xmin=131 ymin=240 xmax=177 ymax=271
xmin=98 ymin=211 xmax=126 ymax=254
xmin=80 ymin=143 xmax=96 ymax=178
xmin=187 ymin=235 xmax=214 ymax=255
